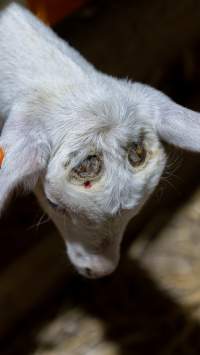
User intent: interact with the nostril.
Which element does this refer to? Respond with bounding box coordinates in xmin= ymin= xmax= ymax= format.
xmin=85 ymin=267 xmax=93 ymax=278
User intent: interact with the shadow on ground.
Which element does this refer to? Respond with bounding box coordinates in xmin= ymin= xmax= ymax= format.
xmin=1 ymin=253 xmax=200 ymax=355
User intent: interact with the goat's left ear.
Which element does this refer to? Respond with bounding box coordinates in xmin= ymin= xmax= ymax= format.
xmin=0 ymin=107 xmax=50 ymax=214
xmin=143 ymin=85 xmax=200 ymax=152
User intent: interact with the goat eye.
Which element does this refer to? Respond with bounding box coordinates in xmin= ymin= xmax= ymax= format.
xmin=128 ymin=143 xmax=146 ymax=167
xmin=46 ymin=198 xmax=59 ymax=210
xmin=70 ymin=154 xmax=102 ymax=180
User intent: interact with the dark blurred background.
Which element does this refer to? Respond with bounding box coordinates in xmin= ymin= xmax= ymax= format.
xmin=1 ymin=1 xmax=200 ymax=354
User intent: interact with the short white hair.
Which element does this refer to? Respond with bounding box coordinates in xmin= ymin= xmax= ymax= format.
xmin=0 ymin=3 xmax=200 ymax=278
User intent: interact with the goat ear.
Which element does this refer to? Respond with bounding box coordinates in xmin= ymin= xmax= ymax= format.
xmin=143 ymin=85 xmax=200 ymax=152
xmin=0 ymin=107 xmax=50 ymax=214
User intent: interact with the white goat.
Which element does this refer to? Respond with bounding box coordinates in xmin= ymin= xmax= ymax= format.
xmin=0 ymin=3 xmax=200 ymax=279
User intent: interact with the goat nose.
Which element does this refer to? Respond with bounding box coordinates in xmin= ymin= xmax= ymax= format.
xmin=83 ymin=268 xmax=110 ymax=279
xmin=80 ymin=265 xmax=116 ymax=279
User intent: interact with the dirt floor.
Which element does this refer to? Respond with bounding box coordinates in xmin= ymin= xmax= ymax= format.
xmin=1 ymin=1 xmax=200 ymax=354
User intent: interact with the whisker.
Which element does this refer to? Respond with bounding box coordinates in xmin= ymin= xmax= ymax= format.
xmin=27 ymin=213 xmax=50 ymax=231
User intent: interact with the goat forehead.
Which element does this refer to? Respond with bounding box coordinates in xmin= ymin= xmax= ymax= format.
xmin=62 ymin=120 xmax=143 ymax=161
xmin=76 ymin=104 xmax=141 ymax=139
xmin=53 ymin=94 xmax=143 ymax=146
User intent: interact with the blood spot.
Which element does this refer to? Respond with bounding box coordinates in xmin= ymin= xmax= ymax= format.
xmin=84 ymin=181 xmax=92 ymax=189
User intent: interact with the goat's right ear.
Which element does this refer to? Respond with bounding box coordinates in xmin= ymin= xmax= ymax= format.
xmin=0 ymin=107 xmax=50 ymax=215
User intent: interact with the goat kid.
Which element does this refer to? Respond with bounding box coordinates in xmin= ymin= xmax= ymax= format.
xmin=0 ymin=3 xmax=200 ymax=279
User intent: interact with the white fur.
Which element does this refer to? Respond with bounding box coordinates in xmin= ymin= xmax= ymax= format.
xmin=0 ymin=3 xmax=200 ymax=278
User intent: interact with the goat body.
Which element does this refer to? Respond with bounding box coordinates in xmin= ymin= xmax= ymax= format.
xmin=0 ymin=3 xmax=200 ymax=278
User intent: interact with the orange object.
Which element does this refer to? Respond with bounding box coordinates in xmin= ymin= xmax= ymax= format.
xmin=27 ymin=0 xmax=89 ymax=25
xmin=0 ymin=147 xmax=5 ymax=168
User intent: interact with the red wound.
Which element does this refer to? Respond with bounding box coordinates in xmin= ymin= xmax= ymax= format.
xmin=84 ymin=181 xmax=92 ymax=189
